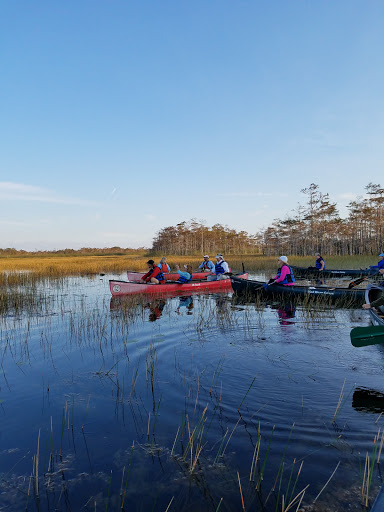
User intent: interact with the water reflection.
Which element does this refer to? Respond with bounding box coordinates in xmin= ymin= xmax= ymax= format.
xmin=352 ymin=387 xmax=384 ymax=414
xmin=147 ymin=298 xmax=167 ymax=321
xmin=176 ymin=295 xmax=194 ymax=315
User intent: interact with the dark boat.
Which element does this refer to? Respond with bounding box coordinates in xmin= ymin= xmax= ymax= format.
xmin=365 ymin=285 xmax=384 ymax=326
xmin=291 ymin=265 xmax=379 ymax=279
xmin=230 ymin=277 xmax=382 ymax=306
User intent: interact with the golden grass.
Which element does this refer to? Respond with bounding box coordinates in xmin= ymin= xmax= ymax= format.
xmin=0 ymin=253 xmax=379 ymax=278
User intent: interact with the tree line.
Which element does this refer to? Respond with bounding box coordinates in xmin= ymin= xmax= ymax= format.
xmin=151 ymin=183 xmax=384 ymax=256
xmin=262 ymin=183 xmax=384 ymax=256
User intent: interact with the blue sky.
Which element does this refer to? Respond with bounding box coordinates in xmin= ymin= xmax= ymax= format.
xmin=1 ymin=1 xmax=383 ymax=250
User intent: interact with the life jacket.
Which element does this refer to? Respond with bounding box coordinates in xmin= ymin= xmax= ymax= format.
xmin=149 ymin=266 xmax=164 ymax=282
xmin=178 ymin=273 xmax=192 ymax=283
xmin=215 ymin=260 xmax=227 ymax=275
xmin=315 ymin=257 xmax=326 ymax=270
xmin=378 ymin=259 xmax=384 ymax=270
xmin=201 ymin=260 xmax=211 ymax=270
xmin=158 ymin=263 xmax=170 ymax=273
xmin=276 ymin=264 xmax=295 ymax=285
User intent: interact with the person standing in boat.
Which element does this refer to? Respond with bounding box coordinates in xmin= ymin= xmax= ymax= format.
xmin=158 ymin=257 xmax=171 ymax=274
xmin=207 ymin=254 xmax=230 ymax=281
xmin=268 ymin=256 xmax=295 ymax=286
xmin=197 ymin=255 xmax=215 ymax=273
xmin=175 ymin=264 xmax=193 ymax=283
xmin=140 ymin=260 xmax=165 ymax=284
xmin=315 ymin=253 xmax=326 ymax=271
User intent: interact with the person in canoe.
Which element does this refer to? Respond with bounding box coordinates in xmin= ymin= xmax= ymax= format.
xmin=363 ymin=292 xmax=384 ymax=311
xmin=158 ymin=257 xmax=171 ymax=274
xmin=374 ymin=253 xmax=384 ymax=271
xmin=175 ymin=264 xmax=193 ymax=283
xmin=139 ymin=260 xmax=165 ymax=284
xmin=197 ymin=255 xmax=215 ymax=273
xmin=315 ymin=253 xmax=326 ymax=271
xmin=268 ymin=256 xmax=295 ymax=286
xmin=207 ymin=254 xmax=230 ymax=281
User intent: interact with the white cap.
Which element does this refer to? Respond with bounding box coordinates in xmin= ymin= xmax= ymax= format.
xmin=215 ymin=253 xmax=223 ymax=259
xmin=279 ymin=255 xmax=288 ymax=263
xmin=203 ymin=255 xmax=209 ymax=258
xmin=183 ymin=264 xmax=188 ymax=269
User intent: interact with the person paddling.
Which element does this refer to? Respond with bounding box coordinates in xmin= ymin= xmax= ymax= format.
xmin=140 ymin=260 xmax=165 ymax=284
xmin=198 ymin=255 xmax=215 ymax=273
xmin=315 ymin=253 xmax=326 ymax=271
xmin=207 ymin=254 xmax=230 ymax=281
xmin=268 ymin=256 xmax=295 ymax=286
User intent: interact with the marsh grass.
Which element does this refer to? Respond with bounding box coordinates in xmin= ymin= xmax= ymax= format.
xmin=0 ymin=254 xmax=380 ymax=281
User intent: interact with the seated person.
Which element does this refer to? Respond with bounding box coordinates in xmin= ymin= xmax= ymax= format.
xmin=268 ymin=256 xmax=295 ymax=286
xmin=198 ymin=255 xmax=215 ymax=273
xmin=140 ymin=260 xmax=165 ymax=284
xmin=207 ymin=254 xmax=230 ymax=281
xmin=315 ymin=253 xmax=326 ymax=271
xmin=175 ymin=264 xmax=193 ymax=283
xmin=158 ymin=256 xmax=171 ymax=274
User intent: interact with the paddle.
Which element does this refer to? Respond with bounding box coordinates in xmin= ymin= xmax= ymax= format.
xmin=350 ymin=325 xmax=384 ymax=347
xmin=348 ymin=272 xmax=381 ymax=289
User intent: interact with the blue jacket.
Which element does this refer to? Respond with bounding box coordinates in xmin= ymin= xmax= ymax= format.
xmin=315 ymin=257 xmax=326 ymax=270
xmin=177 ymin=270 xmax=192 ymax=283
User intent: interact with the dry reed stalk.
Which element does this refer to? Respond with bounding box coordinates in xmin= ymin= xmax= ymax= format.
xmin=332 ymin=379 xmax=345 ymax=422
xmin=147 ymin=413 xmax=151 ymax=437
xmin=36 ymin=428 xmax=40 ymax=497
xmin=237 ymin=471 xmax=245 ymax=511
xmin=164 ymin=496 xmax=174 ymax=512
xmin=313 ymin=461 xmax=340 ymax=503
xmin=171 ymin=427 xmax=180 ymax=456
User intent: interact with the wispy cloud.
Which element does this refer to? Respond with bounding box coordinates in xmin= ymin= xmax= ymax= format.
xmin=218 ymin=192 xmax=278 ymax=198
xmin=0 ymin=182 xmax=97 ymax=206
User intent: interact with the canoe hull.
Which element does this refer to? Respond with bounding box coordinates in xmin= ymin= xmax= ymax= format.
xmin=231 ymin=277 xmax=368 ymax=305
xmin=110 ymin=273 xmax=249 ymax=296
xmin=291 ymin=266 xmax=378 ymax=279
xmin=127 ymin=271 xmax=209 ymax=281
xmin=365 ymin=285 xmax=384 ymax=326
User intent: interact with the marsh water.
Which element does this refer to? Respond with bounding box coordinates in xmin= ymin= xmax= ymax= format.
xmin=1 ymin=272 xmax=384 ymax=511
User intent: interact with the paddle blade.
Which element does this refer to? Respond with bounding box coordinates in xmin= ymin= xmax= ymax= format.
xmin=351 ymin=326 xmax=384 ymax=347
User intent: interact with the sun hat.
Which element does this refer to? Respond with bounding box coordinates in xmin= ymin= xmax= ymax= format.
xmin=379 ymin=253 xmax=384 ymax=257
xmin=215 ymin=254 xmax=223 ymax=259
xmin=279 ymin=256 xmax=288 ymax=263
xmin=203 ymin=255 xmax=209 ymax=258
xmin=146 ymin=259 xmax=155 ymax=265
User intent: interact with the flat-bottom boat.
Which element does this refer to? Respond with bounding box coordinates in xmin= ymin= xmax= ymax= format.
xmin=110 ymin=273 xmax=248 ymax=296
xmin=291 ymin=265 xmax=379 ymax=279
xmin=231 ymin=276 xmax=382 ymax=306
xmin=127 ymin=271 xmax=209 ymax=281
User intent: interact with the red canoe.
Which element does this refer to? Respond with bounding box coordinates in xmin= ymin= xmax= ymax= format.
xmin=110 ymin=273 xmax=249 ymax=296
xmin=127 ymin=271 xmax=209 ymax=281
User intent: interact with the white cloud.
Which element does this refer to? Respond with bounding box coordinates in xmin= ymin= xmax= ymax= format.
xmin=0 ymin=181 xmax=97 ymax=206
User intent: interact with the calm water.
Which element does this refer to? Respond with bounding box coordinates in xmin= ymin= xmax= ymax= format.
xmin=0 ymin=273 xmax=383 ymax=511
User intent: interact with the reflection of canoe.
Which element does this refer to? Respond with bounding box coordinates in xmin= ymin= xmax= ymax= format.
xmin=127 ymin=271 xmax=209 ymax=281
xmin=291 ymin=266 xmax=378 ymax=279
xmin=230 ymin=277 xmax=382 ymax=305
xmin=352 ymin=387 xmax=384 ymax=414
xmin=110 ymin=273 xmax=249 ymax=296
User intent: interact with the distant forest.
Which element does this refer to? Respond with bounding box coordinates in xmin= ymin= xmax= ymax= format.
xmin=2 ymin=183 xmax=382 ymax=257
xmin=152 ymin=183 xmax=384 ymax=256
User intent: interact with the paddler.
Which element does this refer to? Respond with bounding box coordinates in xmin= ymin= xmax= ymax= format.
xmin=197 ymin=255 xmax=215 ymax=273
xmin=207 ymin=254 xmax=230 ymax=281
xmin=268 ymin=256 xmax=295 ymax=286
xmin=315 ymin=253 xmax=326 ymax=271
xmin=140 ymin=260 xmax=165 ymax=284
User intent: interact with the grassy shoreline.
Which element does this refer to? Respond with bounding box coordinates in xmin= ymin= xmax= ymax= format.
xmin=0 ymin=253 xmax=380 ymax=277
